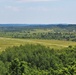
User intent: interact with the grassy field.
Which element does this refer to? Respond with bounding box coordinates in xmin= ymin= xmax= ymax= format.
xmin=0 ymin=37 xmax=76 ymax=52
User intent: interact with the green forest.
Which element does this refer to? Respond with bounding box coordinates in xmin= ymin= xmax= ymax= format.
xmin=0 ymin=24 xmax=76 ymax=75
xmin=0 ymin=44 xmax=76 ymax=75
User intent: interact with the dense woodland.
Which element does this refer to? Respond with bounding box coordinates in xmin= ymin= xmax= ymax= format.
xmin=0 ymin=24 xmax=76 ymax=75
xmin=0 ymin=44 xmax=76 ymax=75
xmin=0 ymin=24 xmax=76 ymax=41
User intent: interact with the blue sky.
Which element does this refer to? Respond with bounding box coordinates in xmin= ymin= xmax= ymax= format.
xmin=0 ymin=0 xmax=76 ymax=24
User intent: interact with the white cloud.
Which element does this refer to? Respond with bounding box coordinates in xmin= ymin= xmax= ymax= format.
xmin=16 ymin=0 xmax=59 ymax=2
xmin=0 ymin=0 xmax=60 ymax=3
xmin=5 ymin=5 xmax=58 ymax=12
xmin=27 ymin=6 xmax=61 ymax=12
xmin=28 ymin=7 xmax=50 ymax=11
xmin=5 ymin=6 xmax=20 ymax=12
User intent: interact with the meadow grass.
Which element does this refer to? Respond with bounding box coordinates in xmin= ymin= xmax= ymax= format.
xmin=0 ymin=37 xmax=76 ymax=52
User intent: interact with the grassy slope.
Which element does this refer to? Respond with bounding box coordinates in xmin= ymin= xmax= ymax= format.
xmin=0 ymin=37 xmax=76 ymax=52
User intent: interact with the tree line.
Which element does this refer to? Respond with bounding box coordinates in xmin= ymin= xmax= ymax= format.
xmin=0 ymin=25 xmax=76 ymax=41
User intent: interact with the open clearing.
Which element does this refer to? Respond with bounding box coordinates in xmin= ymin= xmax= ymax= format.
xmin=0 ymin=37 xmax=76 ymax=51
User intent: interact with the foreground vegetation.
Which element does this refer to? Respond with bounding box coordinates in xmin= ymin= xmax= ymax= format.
xmin=0 ymin=44 xmax=76 ymax=75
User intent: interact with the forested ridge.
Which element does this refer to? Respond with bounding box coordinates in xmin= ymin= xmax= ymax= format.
xmin=0 ymin=44 xmax=76 ymax=75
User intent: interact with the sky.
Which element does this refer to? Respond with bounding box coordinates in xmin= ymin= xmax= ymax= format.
xmin=0 ymin=0 xmax=76 ymax=24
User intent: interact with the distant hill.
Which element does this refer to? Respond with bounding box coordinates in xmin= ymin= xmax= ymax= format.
xmin=0 ymin=24 xmax=29 ymax=27
xmin=0 ymin=24 xmax=69 ymax=27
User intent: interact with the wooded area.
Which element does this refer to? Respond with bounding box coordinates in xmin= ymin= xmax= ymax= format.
xmin=0 ymin=24 xmax=76 ymax=75
xmin=0 ymin=24 xmax=76 ymax=41
xmin=0 ymin=44 xmax=76 ymax=75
